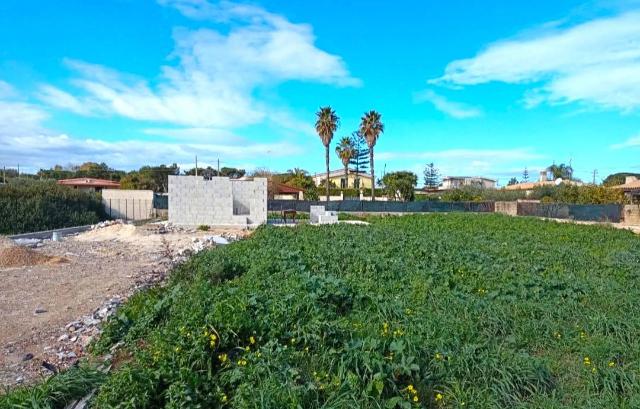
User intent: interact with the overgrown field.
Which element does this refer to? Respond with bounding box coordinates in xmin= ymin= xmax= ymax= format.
xmin=4 ymin=214 xmax=640 ymax=408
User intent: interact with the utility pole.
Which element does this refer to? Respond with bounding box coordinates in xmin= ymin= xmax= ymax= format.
xmin=195 ymin=155 xmax=198 ymax=177
xmin=592 ymin=169 xmax=598 ymax=185
xmin=217 ymin=158 xmax=220 ymax=176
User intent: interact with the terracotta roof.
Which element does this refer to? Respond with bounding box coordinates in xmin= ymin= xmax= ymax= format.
xmin=57 ymin=178 xmax=120 ymax=188
xmin=275 ymin=183 xmax=304 ymax=194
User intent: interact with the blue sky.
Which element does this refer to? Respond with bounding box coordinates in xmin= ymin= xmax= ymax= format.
xmin=1 ymin=0 xmax=639 ymax=185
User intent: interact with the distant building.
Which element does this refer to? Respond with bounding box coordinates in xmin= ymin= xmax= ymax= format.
xmin=312 ymin=169 xmax=373 ymax=189
xmin=441 ymin=176 xmax=496 ymax=190
xmin=610 ymin=176 xmax=640 ymax=202
xmin=505 ymin=171 xmax=583 ymax=191
xmin=274 ymin=183 xmax=304 ymax=200
xmin=57 ymin=178 xmax=120 ymax=193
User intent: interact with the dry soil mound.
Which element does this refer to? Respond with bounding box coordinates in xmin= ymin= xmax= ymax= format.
xmin=75 ymin=223 xmax=137 ymax=242
xmin=0 ymin=246 xmax=68 ymax=268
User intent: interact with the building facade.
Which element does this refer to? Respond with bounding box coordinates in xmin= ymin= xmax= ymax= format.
xmin=441 ymin=176 xmax=497 ymax=190
xmin=312 ymin=169 xmax=373 ymax=189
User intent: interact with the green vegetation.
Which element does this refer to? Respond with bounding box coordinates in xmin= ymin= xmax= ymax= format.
xmin=0 ymin=366 xmax=105 ymax=409
xmin=0 ymin=180 xmax=106 ymax=234
xmin=603 ymin=172 xmax=640 ymax=187
xmin=6 ymin=214 xmax=640 ymax=408
xmin=382 ymin=171 xmax=418 ymax=201
xmin=433 ymin=184 xmax=626 ymax=204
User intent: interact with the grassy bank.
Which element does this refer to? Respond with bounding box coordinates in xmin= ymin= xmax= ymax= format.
xmin=3 ymin=214 xmax=640 ymax=408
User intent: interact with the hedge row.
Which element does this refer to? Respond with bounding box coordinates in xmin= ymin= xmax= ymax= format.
xmin=0 ymin=180 xmax=107 ymax=234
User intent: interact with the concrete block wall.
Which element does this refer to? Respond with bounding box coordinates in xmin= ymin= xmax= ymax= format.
xmin=623 ymin=205 xmax=640 ymax=225
xmin=102 ymin=189 xmax=155 ymax=220
xmin=495 ymin=201 xmax=518 ymax=216
xmin=169 ymin=176 xmax=267 ymax=227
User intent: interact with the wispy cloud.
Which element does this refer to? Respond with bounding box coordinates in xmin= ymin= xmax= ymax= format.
xmin=0 ymin=80 xmax=304 ymax=171
xmin=430 ymin=11 xmax=640 ymax=111
xmin=413 ymin=89 xmax=482 ymax=119
xmin=39 ymin=0 xmax=360 ymax=134
xmin=611 ymin=134 xmax=640 ymax=149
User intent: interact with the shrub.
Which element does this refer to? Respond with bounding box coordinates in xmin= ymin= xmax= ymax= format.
xmin=0 ymin=180 xmax=106 ymax=234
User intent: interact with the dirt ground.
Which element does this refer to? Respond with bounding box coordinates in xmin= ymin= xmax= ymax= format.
xmin=0 ymin=222 xmax=250 ymax=389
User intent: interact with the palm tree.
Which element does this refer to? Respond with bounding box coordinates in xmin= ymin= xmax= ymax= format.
xmin=359 ymin=110 xmax=384 ymax=201
xmin=315 ymin=107 xmax=340 ymax=201
xmin=335 ymin=137 xmax=355 ymax=189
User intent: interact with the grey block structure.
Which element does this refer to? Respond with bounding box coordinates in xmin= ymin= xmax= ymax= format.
xmin=168 ymin=176 xmax=267 ymax=228
xmin=310 ymin=205 xmax=338 ymax=225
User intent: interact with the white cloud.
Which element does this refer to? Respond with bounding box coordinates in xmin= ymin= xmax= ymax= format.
xmin=377 ymin=148 xmax=543 ymax=162
xmin=611 ymin=134 xmax=640 ymax=149
xmin=38 ymin=0 xmax=359 ymax=133
xmin=431 ymin=11 xmax=640 ymax=111
xmin=413 ymin=89 xmax=482 ymax=119
xmin=0 ymin=101 xmax=48 ymax=138
xmin=0 ymin=81 xmax=303 ymax=171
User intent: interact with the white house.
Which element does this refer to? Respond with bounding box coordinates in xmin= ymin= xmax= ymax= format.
xmin=441 ymin=176 xmax=497 ymax=190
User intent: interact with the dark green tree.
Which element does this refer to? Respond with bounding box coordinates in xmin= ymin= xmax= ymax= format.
xmin=349 ymin=131 xmax=369 ymax=188
xmin=382 ymin=171 xmax=417 ymax=201
xmin=423 ymin=163 xmax=440 ymax=189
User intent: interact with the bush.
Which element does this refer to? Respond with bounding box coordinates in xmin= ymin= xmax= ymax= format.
xmin=0 ymin=180 xmax=106 ymax=234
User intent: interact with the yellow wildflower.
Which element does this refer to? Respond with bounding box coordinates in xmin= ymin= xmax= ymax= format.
xmin=249 ymin=336 xmax=256 ymax=345
xmin=608 ymin=361 xmax=616 ymax=367
xmin=218 ymin=353 xmax=228 ymax=364
xmin=583 ymin=356 xmax=591 ymax=366
xmin=435 ymin=393 xmax=443 ymax=401
xmin=238 ymin=359 xmax=247 ymax=366
xmin=221 ymin=394 xmax=228 ymax=403
xmin=413 ymin=395 xmax=419 ymax=402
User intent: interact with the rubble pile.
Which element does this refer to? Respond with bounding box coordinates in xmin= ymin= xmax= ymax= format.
xmin=90 ymin=220 xmax=125 ymax=230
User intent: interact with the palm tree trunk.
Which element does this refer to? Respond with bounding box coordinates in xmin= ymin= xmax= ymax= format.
xmin=325 ymin=145 xmax=330 ymax=202
xmin=370 ymin=148 xmax=375 ymax=201
xmin=344 ymin=163 xmax=349 ymax=189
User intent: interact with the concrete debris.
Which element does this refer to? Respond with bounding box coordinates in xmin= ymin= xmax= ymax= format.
xmin=90 ymin=220 xmax=126 ymax=230
xmin=34 ymin=308 xmax=48 ymax=314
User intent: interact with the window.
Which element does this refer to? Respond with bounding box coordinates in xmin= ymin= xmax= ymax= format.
xmin=341 ymin=178 xmax=347 ymax=189
xmin=354 ymin=178 xmax=360 ymax=189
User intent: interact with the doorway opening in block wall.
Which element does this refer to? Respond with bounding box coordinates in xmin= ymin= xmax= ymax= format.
xmin=233 ymin=198 xmax=250 ymax=215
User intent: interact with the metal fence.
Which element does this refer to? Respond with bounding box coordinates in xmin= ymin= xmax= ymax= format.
xmin=268 ymin=200 xmax=495 ymax=213
xmin=268 ymin=200 xmax=623 ymax=223
xmin=517 ymin=202 xmax=622 ymax=223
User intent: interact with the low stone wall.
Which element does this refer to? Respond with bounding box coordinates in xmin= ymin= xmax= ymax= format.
xmin=623 ymin=205 xmax=640 ymax=225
